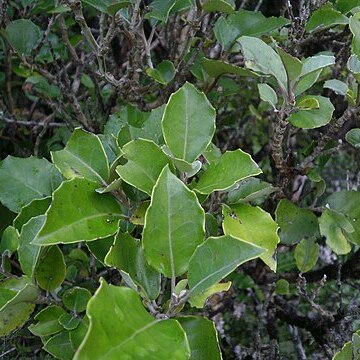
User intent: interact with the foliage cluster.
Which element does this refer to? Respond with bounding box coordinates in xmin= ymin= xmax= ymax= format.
xmin=1 ymin=0 xmax=360 ymax=359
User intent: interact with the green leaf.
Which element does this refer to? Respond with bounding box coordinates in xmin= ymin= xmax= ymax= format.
xmin=275 ymin=279 xmax=289 ymax=295
xmin=326 ymin=191 xmax=360 ymax=245
xmin=194 ymin=149 xmax=262 ymax=194
xmin=277 ymin=48 xmax=302 ymax=84
xmin=162 ymin=82 xmax=216 ymax=163
xmin=337 ymin=0 xmax=360 ymax=14
xmin=288 ymin=95 xmax=334 ymax=129
xmin=294 ymin=238 xmax=319 ymax=273
xmin=51 ymin=128 xmax=109 ymax=185
xmin=0 ymin=156 xmax=62 ymax=213
xmin=297 ymin=97 xmax=320 ymax=110
xmin=0 ymin=226 xmax=19 ymax=255
xmin=222 ymin=204 xmax=279 ymax=271
xmin=13 ymin=197 xmax=51 ymax=231
xmin=294 ymin=69 xmax=322 ymax=96
xmin=34 ymin=245 xmax=66 ymax=291
xmin=333 ymin=342 xmax=353 ymax=360
xmin=62 ymin=287 xmax=92 ymax=313
xmin=202 ymin=0 xmax=234 ymax=14
xmin=178 ymin=316 xmax=222 ymax=359
xmin=87 ymin=236 xmax=114 ymax=263
xmin=18 ymin=215 xmax=46 ymax=278
xmin=202 ymin=58 xmax=258 ymax=78
xmin=324 ymin=79 xmax=349 ymax=96
xmin=105 ymin=232 xmax=161 ymax=300
xmin=275 ymin=199 xmax=319 ymax=245
xmin=214 ymin=10 xmax=289 ymax=50
xmin=116 ymin=139 xmax=170 ymax=195
xmin=188 ymin=235 xmax=265 ymax=296
xmin=238 ymin=36 xmax=288 ymax=94
xmin=43 ymin=331 xmax=74 ymax=360
xmin=300 ymin=55 xmax=335 ymax=77
xmin=59 ymin=313 xmax=80 ymax=330
xmin=305 ymin=4 xmax=348 ymax=32
xmin=143 ymin=165 xmax=205 ymax=277
xmin=33 ymin=178 xmax=122 ymax=245
xmin=0 ymin=276 xmax=39 ymax=336
xmin=346 ymin=128 xmax=360 ymax=147
xmin=130 ymin=201 xmax=150 ymax=225
xmin=145 ymin=0 xmax=178 ymax=22
xmin=350 ymin=13 xmax=360 ymax=57
xmin=319 ymin=208 xmax=354 ymax=255
xmin=146 ymin=60 xmax=175 ymax=85
xmin=258 ymin=83 xmax=278 ymax=109
xmin=189 ymin=282 xmax=231 ymax=308
xmin=82 ymin=0 xmax=130 ymax=14
xmin=5 ymin=19 xmax=41 ymax=55
xmin=74 ymin=280 xmax=190 ymax=359
xmin=28 ymin=305 xmax=66 ymax=337
xmin=70 ymin=316 xmax=89 ymax=351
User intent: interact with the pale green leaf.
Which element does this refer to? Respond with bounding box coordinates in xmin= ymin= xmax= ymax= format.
xmin=74 ymin=280 xmax=190 ymax=360
xmin=202 ymin=0 xmax=235 ymax=14
xmin=33 ymin=178 xmax=122 ymax=245
xmin=0 ymin=156 xmax=62 ymax=213
xmin=105 ymin=232 xmax=161 ymax=300
xmin=297 ymin=97 xmax=320 ymax=110
xmin=294 ymin=238 xmax=319 ymax=273
xmin=162 ymin=82 xmax=216 ymax=163
xmin=0 ymin=226 xmax=19 ymax=255
xmin=319 ymin=208 xmax=353 ymax=255
xmin=346 ymin=128 xmax=360 ymax=147
xmin=288 ymin=95 xmax=334 ymax=129
xmin=194 ymin=149 xmax=262 ymax=194
xmin=116 ymin=139 xmax=170 ymax=195
xmin=189 ymin=282 xmax=231 ymax=308
xmin=188 ymin=235 xmax=265 ymax=296
xmin=324 ymin=79 xmax=349 ymax=96
xmin=51 ymin=128 xmax=109 ymax=184
xmin=143 ymin=165 xmax=205 ymax=277
xmin=238 ymin=36 xmax=288 ymax=94
xmin=258 ymin=83 xmax=278 ymax=109
xmin=222 ymin=204 xmax=279 ymax=271
xmin=300 ymin=55 xmax=335 ymax=77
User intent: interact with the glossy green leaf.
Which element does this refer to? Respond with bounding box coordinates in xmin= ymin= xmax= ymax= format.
xmin=179 ymin=316 xmax=222 ymax=359
xmin=319 ymin=208 xmax=354 ymax=255
xmin=188 ymin=235 xmax=265 ymax=296
xmin=0 ymin=156 xmax=62 ymax=213
xmin=346 ymin=128 xmax=360 ymax=147
xmin=162 ymin=82 xmax=216 ymax=163
xmin=294 ymin=238 xmax=319 ymax=273
xmin=275 ymin=199 xmax=319 ymax=245
xmin=29 ymin=305 xmax=66 ymax=337
xmin=0 ymin=276 xmax=39 ymax=336
xmin=13 ymin=197 xmax=51 ymax=231
xmin=214 ymin=10 xmax=289 ymax=50
xmin=305 ymin=4 xmax=348 ymax=32
xmin=189 ymin=282 xmax=231 ymax=308
xmin=44 ymin=331 xmax=74 ymax=360
xmin=222 ymin=204 xmax=279 ymax=271
xmin=194 ymin=149 xmax=262 ymax=194
xmin=238 ymin=36 xmax=288 ymax=94
xmin=202 ymin=58 xmax=258 ymax=78
xmin=146 ymin=60 xmax=175 ymax=85
xmin=105 ymin=232 xmax=161 ymax=300
xmin=74 ymin=280 xmax=190 ymax=359
xmin=202 ymin=0 xmax=234 ymax=14
xmin=143 ymin=166 xmax=205 ymax=277
xmin=33 ymin=178 xmax=122 ymax=245
xmin=116 ymin=139 xmax=170 ymax=195
xmin=0 ymin=226 xmax=19 ymax=255
xmin=62 ymin=287 xmax=92 ymax=313
xmin=35 ymin=245 xmax=66 ymax=291
xmin=288 ymin=95 xmax=334 ymax=129
xmin=51 ymin=128 xmax=109 ymax=184
xmin=300 ymin=55 xmax=335 ymax=77
xmin=5 ymin=19 xmax=41 ymax=55
xmin=18 ymin=215 xmax=46 ymax=278
xmin=258 ymin=83 xmax=278 ymax=109
xmin=324 ymin=79 xmax=349 ymax=95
